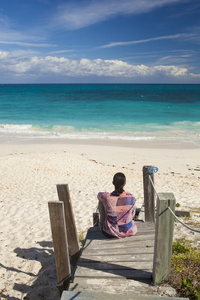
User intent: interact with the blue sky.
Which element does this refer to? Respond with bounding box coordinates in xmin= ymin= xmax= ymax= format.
xmin=0 ymin=0 xmax=200 ymax=83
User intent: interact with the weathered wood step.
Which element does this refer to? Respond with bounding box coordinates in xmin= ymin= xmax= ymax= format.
xmin=83 ymin=235 xmax=154 ymax=249
xmin=78 ymin=259 xmax=153 ymax=270
xmin=61 ymin=291 xmax=189 ymax=300
xmin=68 ymin=277 xmax=185 ymax=298
xmin=87 ymin=227 xmax=155 ymax=237
xmin=74 ymin=266 xmax=152 ymax=280
xmin=80 ymin=253 xmax=154 ymax=262
xmin=69 ymin=277 xmax=152 ymax=293
xmin=84 ymin=241 xmax=155 ymax=251
xmin=71 ymin=222 xmax=156 ymax=287
xmin=82 ymin=246 xmax=154 ymax=255
xmin=69 ymin=222 xmax=157 ymax=296
xmin=84 ymin=233 xmax=155 ymax=243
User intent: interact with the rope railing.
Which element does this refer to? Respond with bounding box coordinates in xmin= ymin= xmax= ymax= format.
xmin=167 ymin=206 xmax=200 ymax=233
xmin=147 ymin=167 xmax=200 ymax=234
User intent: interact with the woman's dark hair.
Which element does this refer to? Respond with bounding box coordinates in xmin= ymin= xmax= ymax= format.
xmin=113 ymin=172 xmax=126 ymax=194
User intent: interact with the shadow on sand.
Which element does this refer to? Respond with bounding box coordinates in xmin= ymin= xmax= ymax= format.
xmin=2 ymin=241 xmax=60 ymax=300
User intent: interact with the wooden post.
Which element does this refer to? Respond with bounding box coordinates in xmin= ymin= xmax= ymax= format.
xmin=57 ymin=184 xmax=80 ymax=266
xmin=48 ymin=201 xmax=71 ymax=296
xmin=143 ymin=166 xmax=155 ymax=222
xmin=152 ymin=193 xmax=176 ymax=284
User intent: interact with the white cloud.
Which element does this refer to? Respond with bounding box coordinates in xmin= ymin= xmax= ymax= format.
xmin=154 ymin=54 xmax=192 ymax=66
xmin=0 ymin=51 xmax=199 ymax=83
xmin=48 ymin=50 xmax=74 ymax=55
xmin=0 ymin=40 xmax=55 ymax=47
xmin=54 ymin=0 xmax=186 ymax=30
xmin=99 ymin=33 xmax=196 ymax=48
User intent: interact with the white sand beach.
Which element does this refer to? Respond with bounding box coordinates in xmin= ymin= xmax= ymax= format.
xmin=0 ymin=137 xmax=200 ymax=299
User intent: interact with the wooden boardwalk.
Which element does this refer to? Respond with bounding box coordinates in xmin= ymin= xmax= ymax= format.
xmin=50 ymin=183 xmax=189 ymax=299
xmin=61 ymin=221 xmax=188 ymax=299
xmin=61 ymin=292 xmax=188 ymax=300
xmin=70 ymin=221 xmax=155 ymax=292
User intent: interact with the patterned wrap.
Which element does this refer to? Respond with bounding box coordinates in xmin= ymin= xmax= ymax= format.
xmin=97 ymin=191 xmax=137 ymax=238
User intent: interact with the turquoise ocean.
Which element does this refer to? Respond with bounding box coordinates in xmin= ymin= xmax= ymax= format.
xmin=0 ymin=84 xmax=200 ymax=145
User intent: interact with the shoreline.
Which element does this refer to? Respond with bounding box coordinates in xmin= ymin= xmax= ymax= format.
xmin=0 ymin=135 xmax=199 ymax=150
xmin=1 ymin=136 xmax=200 ymax=177
xmin=1 ymin=135 xmax=200 ymax=178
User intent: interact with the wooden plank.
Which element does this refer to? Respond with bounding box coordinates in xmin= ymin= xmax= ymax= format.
xmin=83 ymin=242 xmax=154 ymax=251
xmin=62 ymin=291 xmax=189 ymax=300
xmin=153 ymin=193 xmax=176 ymax=284
xmin=68 ymin=278 xmax=189 ymax=298
xmin=83 ymin=240 xmax=154 ymax=254
xmin=71 ymin=276 xmax=151 ymax=287
xmin=85 ymin=229 xmax=155 ymax=239
xmin=78 ymin=260 xmax=153 ymax=270
xmin=82 ymin=246 xmax=154 ymax=255
xmin=175 ymin=210 xmax=190 ymax=217
xmin=136 ymin=230 xmax=156 ymax=237
xmin=48 ymin=201 xmax=71 ymax=295
xmin=85 ymin=232 xmax=155 ymax=242
xmin=75 ymin=266 xmax=152 ymax=280
xmin=57 ymin=184 xmax=80 ymax=265
xmin=69 ymin=277 xmax=150 ymax=293
xmin=86 ymin=228 xmax=155 ymax=237
xmin=80 ymin=253 xmax=154 ymax=262
xmin=83 ymin=239 xmax=155 ymax=250
xmin=85 ymin=233 xmax=155 ymax=242
xmin=85 ymin=231 xmax=155 ymax=242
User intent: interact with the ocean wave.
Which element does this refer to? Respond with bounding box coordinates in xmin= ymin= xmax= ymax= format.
xmin=171 ymin=121 xmax=200 ymax=130
xmin=0 ymin=124 xmax=33 ymax=131
xmin=0 ymin=124 xmax=50 ymax=136
xmin=0 ymin=123 xmax=199 ymax=145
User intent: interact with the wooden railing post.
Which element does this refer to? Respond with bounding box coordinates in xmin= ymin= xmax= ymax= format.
xmin=57 ymin=184 xmax=80 ymax=266
xmin=48 ymin=201 xmax=71 ymax=296
xmin=143 ymin=166 xmax=155 ymax=222
xmin=153 ymin=193 xmax=176 ymax=284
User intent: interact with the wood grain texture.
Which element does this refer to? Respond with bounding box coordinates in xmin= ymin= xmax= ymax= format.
xmin=48 ymin=201 xmax=71 ymax=293
xmin=57 ymin=184 xmax=80 ymax=265
xmin=153 ymin=193 xmax=176 ymax=284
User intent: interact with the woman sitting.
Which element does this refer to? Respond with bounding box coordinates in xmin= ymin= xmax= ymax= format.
xmin=97 ymin=172 xmax=137 ymax=238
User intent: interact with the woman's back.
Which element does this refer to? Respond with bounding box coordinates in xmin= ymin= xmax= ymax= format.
xmin=97 ymin=190 xmax=137 ymax=238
